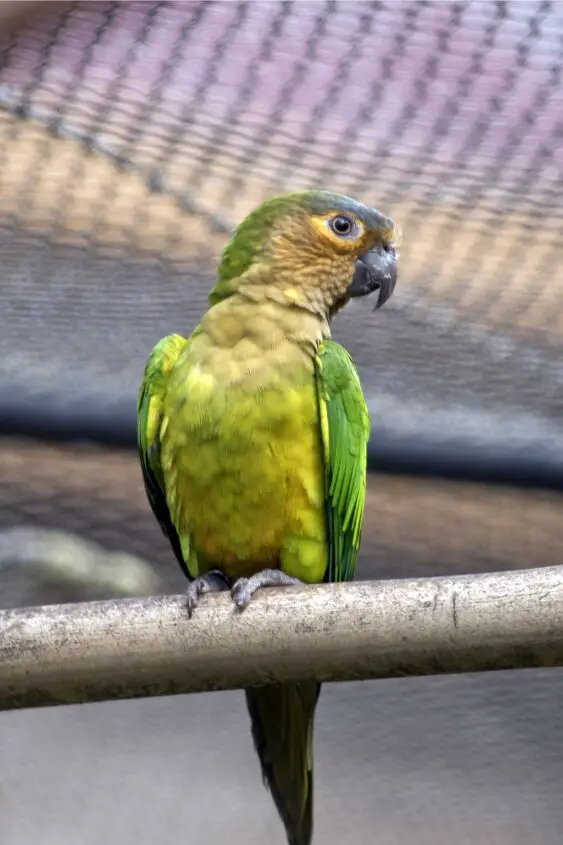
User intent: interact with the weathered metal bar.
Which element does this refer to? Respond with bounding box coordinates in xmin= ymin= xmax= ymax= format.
xmin=1 ymin=567 xmax=563 ymax=711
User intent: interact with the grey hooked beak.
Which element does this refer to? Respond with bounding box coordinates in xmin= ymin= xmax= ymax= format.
xmin=348 ymin=244 xmax=397 ymax=309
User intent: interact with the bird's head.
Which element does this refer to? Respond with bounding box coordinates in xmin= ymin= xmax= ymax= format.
xmin=210 ymin=190 xmax=398 ymax=316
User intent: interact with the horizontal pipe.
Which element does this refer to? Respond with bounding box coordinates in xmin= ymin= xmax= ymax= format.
xmin=1 ymin=387 xmax=563 ymax=491
xmin=1 ymin=565 xmax=563 ymax=711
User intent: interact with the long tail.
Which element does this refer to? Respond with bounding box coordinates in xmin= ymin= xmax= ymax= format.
xmin=245 ymin=681 xmax=321 ymax=845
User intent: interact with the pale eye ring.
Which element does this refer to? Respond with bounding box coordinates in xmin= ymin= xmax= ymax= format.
xmin=329 ymin=214 xmax=355 ymax=237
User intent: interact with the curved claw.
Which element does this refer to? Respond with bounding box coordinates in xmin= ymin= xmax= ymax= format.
xmin=185 ymin=570 xmax=230 ymax=618
xmin=230 ymin=577 xmax=253 ymax=610
xmin=231 ymin=568 xmax=304 ymax=612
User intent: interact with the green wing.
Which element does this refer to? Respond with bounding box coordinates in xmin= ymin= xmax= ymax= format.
xmin=315 ymin=340 xmax=370 ymax=584
xmin=137 ymin=333 xmax=189 ymax=577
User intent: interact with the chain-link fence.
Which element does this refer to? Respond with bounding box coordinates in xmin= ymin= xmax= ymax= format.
xmin=0 ymin=0 xmax=562 ymax=467
xmin=1 ymin=3 xmax=563 ymax=845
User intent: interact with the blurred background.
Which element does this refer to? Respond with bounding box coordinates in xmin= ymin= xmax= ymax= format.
xmin=1 ymin=2 xmax=563 ymax=843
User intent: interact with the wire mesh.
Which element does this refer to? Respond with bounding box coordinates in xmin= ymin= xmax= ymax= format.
xmin=0 ymin=2 xmax=562 ymax=403
xmin=0 ymin=1 xmax=561 ymax=487
xmin=2 ymin=2 xmax=563 ymax=304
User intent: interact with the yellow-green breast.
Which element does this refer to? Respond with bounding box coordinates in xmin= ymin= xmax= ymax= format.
xmin=160 ymin=293 xmax=329 ymax=583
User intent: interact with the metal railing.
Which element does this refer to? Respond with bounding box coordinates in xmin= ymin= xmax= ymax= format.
xmin=2 ymin=565 xmax=563 ymax=711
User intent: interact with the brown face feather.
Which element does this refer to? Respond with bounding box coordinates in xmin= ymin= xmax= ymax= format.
xmin=258 ymin=199 xmax=396 ymax=315
xmin=211 ymin=190 xmax=397 ymax=316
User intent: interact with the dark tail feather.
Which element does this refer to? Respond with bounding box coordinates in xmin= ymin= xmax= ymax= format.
xmin=245 ymin=682 xmax=321 ymax=845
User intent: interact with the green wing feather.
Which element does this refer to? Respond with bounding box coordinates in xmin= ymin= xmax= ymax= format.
xmin=315 ymin=340 xmax=370 ymax=583
xmin=137 ymin=333 xmax=189 ymax=577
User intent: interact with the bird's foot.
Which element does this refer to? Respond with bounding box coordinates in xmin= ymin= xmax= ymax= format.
xmin=231 ymin=569 xmax=304 ymax=611
xmin=185 ymin=570 xmax=230 ymax=618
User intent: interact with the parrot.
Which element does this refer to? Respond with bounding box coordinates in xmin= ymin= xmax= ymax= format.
xmin=137 ymin=190 xmax=398 ymax=845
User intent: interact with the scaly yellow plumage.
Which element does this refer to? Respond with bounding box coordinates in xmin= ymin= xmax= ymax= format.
xmin=160 ymin=294 xmax=329 ymax=581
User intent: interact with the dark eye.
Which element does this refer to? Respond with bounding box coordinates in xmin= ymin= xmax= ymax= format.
xmin=329 ymin=215 xmax=354 ymax=236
